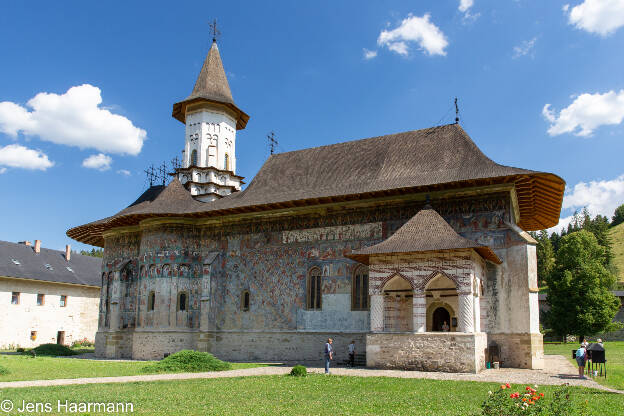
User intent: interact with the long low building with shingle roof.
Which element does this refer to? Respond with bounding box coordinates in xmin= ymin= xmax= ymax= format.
xmin=67 ymin=39 xmax=564 ymax=372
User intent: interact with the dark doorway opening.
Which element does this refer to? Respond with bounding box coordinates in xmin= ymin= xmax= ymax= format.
xmin=432 ymin=307 xmax=451 ymax=332
xmin=56 ymin=331 xmax=65 ymax=345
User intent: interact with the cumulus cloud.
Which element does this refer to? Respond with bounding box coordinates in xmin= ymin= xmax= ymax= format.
xmin=542 ymin=90 xmax=624 ymax=136
xmin=378 ymin=14 xmax=449 ymax=57
xmin=565 ymin=0 xmax=624 ymax=36
xmin=82 ymin=153 xmax=112 ymax=171
xmin=549 ymin=173 xmax=624 ymax=233
xmin=0 ymin=84 xmax=146 ymax=155
xmin=459 ymin=0 xmax=474 ymax=12
xmin=363 ymin=48 xmax=378 ymax=60
xmin=117 ymin=169 xmax=131 ymax=176
xmin=512 ymin=37 xmax=537 ymax=59
xmin=0 ymin=167 xmax=6 ymax=174
xmin=0 ymin=144 xmax=54 ymax=171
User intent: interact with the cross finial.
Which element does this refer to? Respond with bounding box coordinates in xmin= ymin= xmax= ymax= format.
xmin=267 ymin=131 xmax=278 ymax=155
xmin=209 ymin=19 xmax=221 ymax=43
xmin=454 ymin=97 xmax=460 ymax=124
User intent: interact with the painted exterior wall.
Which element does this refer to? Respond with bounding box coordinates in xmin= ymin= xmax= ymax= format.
xmin=95 ymin=191 xmax=542 ymax=370
xmin=0 ymin=276 xmax=99 ymax=349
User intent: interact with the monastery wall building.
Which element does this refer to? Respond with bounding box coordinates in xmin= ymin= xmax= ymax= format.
xmin=67 ymin=40 xmax=565 ymax=372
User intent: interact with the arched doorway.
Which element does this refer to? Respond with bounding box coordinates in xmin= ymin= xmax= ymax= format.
xmin=382 ymin=275 xmax=413 ymax=332
xmin=432 ymin=307 xmax=451 ymax=331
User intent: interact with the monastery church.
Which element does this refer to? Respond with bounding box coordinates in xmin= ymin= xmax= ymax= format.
xmin=68 ymin=38 xmax=565 ymax=373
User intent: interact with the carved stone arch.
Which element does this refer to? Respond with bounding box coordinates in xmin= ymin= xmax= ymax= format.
xmin=376 ymin=272 xmax=415 ymax=295
xmin=426 ymin=300 xmax=457 ymax=332
xmin=419 ymin=271 xmax=460 ymax=291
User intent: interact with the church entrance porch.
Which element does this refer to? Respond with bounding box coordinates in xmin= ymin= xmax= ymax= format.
xmin=431 ymin=307 xmax=450 ymax=332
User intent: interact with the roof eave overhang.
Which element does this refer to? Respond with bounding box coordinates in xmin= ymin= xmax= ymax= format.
xmin=172 ymin=97 xmax=249 ymax=130
xmin=345 ymin=247 xmax=502 ymax=266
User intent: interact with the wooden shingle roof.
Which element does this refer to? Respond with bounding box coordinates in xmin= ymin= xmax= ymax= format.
xmin=345 ymin=206 xmax=502 ymax=265
xmin=67 ymin=124 xmax=565 ymax=247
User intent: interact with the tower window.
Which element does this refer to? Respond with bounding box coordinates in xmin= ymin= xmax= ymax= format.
xmin=224 ymin=153 xmax=230 ymax=170
xmin=307 ymin=268 xmax=322 ymax=310
xmin=190 ymin=149 xmax=198 ymax=166
xmin=148 ymin=291 xmax=156 ymax=311
xmin=352 ymin=266 xmax=369 ymax=310
xmin=241 ymin=290 xmax=250 ymax=311
xmin=177 ymin=292 xmax=188 ymax=311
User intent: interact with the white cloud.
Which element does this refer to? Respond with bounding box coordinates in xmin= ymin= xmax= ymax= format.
xmin=565 ymin=0 xmax=624 ymax=36
xmin=459 ymin=0 xmax=474 ymax=13
xmin=512 ymin=37 xmax=537 ymax=59
xmin=377 ymin=14 xmax=449 ymax=57
xmin=542 ymin=90 xmax=624 ymax=136
xmin=82 ymin=153 xmax=112 ymax=171
xmin=117 ymin=169 xmax=131 ymax=176
xmin=363 ymin=49 xmax=378 ymax=60
xmin=0 ymin=167 xmax=6 ymax=174
xmin=0 ymin=144 xmax=53 ymax=171
xmin=0 ymin=84 xmax=146 ymax=155
xmin=549 ymin=173 xmax=624 ymax=233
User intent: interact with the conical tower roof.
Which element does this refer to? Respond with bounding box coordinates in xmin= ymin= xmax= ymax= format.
xmin=345 ymin=205 xmax=502 ymax=265
xmin=172 ymin=41 xmax=249 ymax=129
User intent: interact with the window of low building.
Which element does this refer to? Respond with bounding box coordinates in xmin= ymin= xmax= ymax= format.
xmin=178 ymin=292 xmax=188 ymax=311
xmin=37 ymin=294 xmax=45 ymax=306
xmin=60 ymin=295 xmax=67 ymax=307
xmin=30 ymin=331 xmax=37 ymax=341
xmin=11 ymin=292 xmax=20 ymax=305
xmin=148 ymin=291 xmax=156 ymax=311
xmin=241 ymin=290 xmax=250 ymax=311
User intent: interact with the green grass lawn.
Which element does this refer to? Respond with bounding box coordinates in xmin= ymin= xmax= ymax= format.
xmin=544 ymin=341 xmax=624 ymax=390
xmin=0 ymin=354 xmax=263 ymax=382
xmin=0 ymin=375 xmax=621 ymax=415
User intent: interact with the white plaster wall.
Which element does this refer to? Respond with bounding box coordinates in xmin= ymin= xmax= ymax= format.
xmin=296 ymin=294 xmax=369 ymax=331
xmin=184 ymin=109 xmax=236 ymax=172
xmin=0 ymin=277 xmax=99 ymax=348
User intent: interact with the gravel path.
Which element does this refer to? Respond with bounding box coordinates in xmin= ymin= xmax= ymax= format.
xmin=0 ymin=355 xmax=620 ymax=394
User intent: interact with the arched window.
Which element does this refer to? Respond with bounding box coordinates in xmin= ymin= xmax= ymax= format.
xmin=352 ymin=266 xmax=369 ymax=310
xmin=177 ymin=292 xmax=187 ymax=311
xmin=241 ymin=290 xmax=250 ymax=311
xmin=307 ymin=267 xmax=322 ymax=310
xmin=148 ymin=291 xmax=155 ymax=311
xmin=190 ymin=149 xmax=198 ymax=166
xmin=224 ymin=153 xmax=230 ymax=170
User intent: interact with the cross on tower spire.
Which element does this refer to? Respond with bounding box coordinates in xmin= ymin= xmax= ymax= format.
xmin=209 ymin=19 xmax=221 ymax=43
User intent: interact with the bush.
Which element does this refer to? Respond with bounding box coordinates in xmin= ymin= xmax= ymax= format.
xmin=0 ymin=365 xmax=10 ymax=375
xmin=142 ymin=350 xmax=232 ymax=373
xmin=16 ymin=347 xmax=25 ymax=353
xmin=481 ymin=383 xmax=587 ymax=415
xmin=71 ymin=338 xmax=94 ymax=348
xmin=290 ymin=365 xmax=307 ymax=377
xmin=31 ymin=344 xmax=78 ymax=356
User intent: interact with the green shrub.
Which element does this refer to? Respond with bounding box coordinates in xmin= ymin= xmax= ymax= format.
xmin=31 ymin=343 xmax=78 ymax=356
xmin=16 ymin=347 xmax=25 ymax=353
xmin=290 ymin=365 xmax=307 ymax=377
xmin=142 ymin=350 xmax=232 ymax=373
xmin=0 ymin=365 xmax=10 ymax=375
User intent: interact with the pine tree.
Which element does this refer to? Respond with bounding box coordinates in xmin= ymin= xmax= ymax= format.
xmin=530 ymin=230 xmax=555 ymax=287
xmin=613 ymin=204 xmax=624 ymax=227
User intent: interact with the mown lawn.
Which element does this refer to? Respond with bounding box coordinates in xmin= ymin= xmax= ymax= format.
xmin=544 ymin=341 xmax=624 ymax=390
xmin=0 ymin=375 xmax=622 ymax=415
xmin=0 ymin=354 xmax=263 ymax=382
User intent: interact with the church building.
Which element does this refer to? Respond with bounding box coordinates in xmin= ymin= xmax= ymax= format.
xmin=67 ymin=39 xmax=565 ymax=373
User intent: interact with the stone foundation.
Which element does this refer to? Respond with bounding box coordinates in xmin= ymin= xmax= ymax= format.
xmin=487 ymin=333 xmax=544 ymax=369
xmin=366 ymin=332 xmax=487 ymax=373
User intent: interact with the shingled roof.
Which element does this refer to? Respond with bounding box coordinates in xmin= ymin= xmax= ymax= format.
xmin=67 ymin=124 xmax=565 ymax=247
xmin=345 ymin=206 xmax=502 ymax=265
xmin=0 ymin=240 xmax=101 ymax=287
xmin=172 ymin=41 xmax=249 ymax=129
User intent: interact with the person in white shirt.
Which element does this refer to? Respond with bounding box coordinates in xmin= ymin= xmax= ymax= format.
xmin=348 ymin=340 xmax=356 ymax=367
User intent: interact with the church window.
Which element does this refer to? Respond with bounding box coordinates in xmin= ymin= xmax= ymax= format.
xmin=177 ymin=292 xmax=187 ymax=311
xmin=224 ymin=153 xmax=229 ymax=170
xmin=148 ymin=291 xmax=156 ymax=311
xmin=307 ymin=267 xmax=322 ymax=310
xmin=352 ymin=266 xmax=369 ymax=310
xmin=241 ymin=290 xmax=250 ymax=311
xmin=191 ymin=149 xmax=198 ymax=166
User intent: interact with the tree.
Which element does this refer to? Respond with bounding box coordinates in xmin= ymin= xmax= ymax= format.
xmin=545 ymin=230 xmax=621 ymax=340
xmin=530 ymin=230 xmax=555 ymax=287
xmin=583 ymin=213 xmax=612 ymax=265
xmin=613 ymin=203 xmax=624 ymax=227
xmin=80 ymin=248 xmax=104 ymax=258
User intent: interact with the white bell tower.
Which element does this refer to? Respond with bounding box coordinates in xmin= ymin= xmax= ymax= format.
xmin=172 ymin=35 xmax=249 ymax=203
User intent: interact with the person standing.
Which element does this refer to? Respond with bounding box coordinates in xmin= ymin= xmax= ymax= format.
xmin=442 ymin=321 xmax=450 ymax=332
xmin=348 ymin=340 xmax=356 ymax=367
xmin=576 ymin=343 xmax=587 ymax=379
xmin=324 ymin=338 xmax=334 ymax=374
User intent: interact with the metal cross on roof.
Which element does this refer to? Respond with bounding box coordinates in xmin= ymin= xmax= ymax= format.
xmin=267 ymin=131 xmax=278 ymax=155
xmin=209 ymin=19 xmax=221 ymax=42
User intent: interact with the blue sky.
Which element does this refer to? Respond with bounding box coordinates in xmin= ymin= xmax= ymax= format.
xmin=1 ymin=0 xmax=623 ymax=251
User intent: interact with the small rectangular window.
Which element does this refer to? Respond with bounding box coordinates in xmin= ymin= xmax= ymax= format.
xmin=31 ymin=331 xmax=37 ymax=340
xmin=11 ymin=292 xmax=20 ymax=305
xmin=148 ymin=292 xmax=155 ymax=311
xmin=11 ymin=258 xmax=21 ymax=265
xmin=37 ymin=294 xmax=45 ymax=306
xmin=60 ymin=295 xmax=67 ymax=307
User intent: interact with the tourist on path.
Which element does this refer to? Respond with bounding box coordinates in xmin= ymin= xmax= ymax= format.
xmin=348 ymin=340 xmax=356 ymax=367
xmin=324 ymin=338 xmax=334 ymax=374
xmin=576 ymin=343 xmax=587 ymax=379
